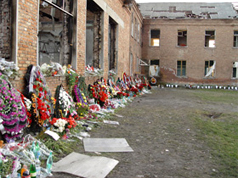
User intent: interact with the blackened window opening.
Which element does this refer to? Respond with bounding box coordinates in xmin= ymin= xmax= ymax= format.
xmin=86 ymin=0 xmax=103 ymax=68
xmin=109 ymin=17 xmax=117 ymax=71
xmin=38 ymin=0 xmax=75 ymax=66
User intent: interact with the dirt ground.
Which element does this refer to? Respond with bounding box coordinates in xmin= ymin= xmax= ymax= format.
xmin=52 ymin=88 xmax=238 ymax=178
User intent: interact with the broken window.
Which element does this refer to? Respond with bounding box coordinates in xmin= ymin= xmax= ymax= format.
xmin=205 ymin=60 xmax=216 ymax=77
xmin=38 ymin=0 xmax=76 ymax=66
xmin=232 ymin=62 xmax=238 ymax=78
xmin=205 ymin=30 xmax=215 ymax=48
xmin=0 ymin=0 xmax=15 ymax=61
xmin=150 ymin=29 xmax=160 ymax=46
xmin=86 ymin=0 xmax=103 ymax=68
xmin=233 ymin=31 xmax=238 ymax=47
xmin=177 ymin=60 xmax=186 ymax=76
xmin=108 ymin=17 xmax=118 ymax=71
xmin=177 ymin=30 xmax=187 ymax=46
xmin=149 ymin=60 xmax=160 ymax=76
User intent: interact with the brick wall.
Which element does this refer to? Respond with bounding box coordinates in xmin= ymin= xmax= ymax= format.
xmin=130 ymin=1 xmax=143 ymax=76
xmin=142 ymin=19 xmax=238 ymax=85
xmin=0 ymin=0 xmax=11 ymax=60
xmin=17 ymin=0 xmax=38 ymax=89
xmin=76 ymin=0 xmax=86 ymax=75
xmin=5 ymin=0 xmax=142 ymax=94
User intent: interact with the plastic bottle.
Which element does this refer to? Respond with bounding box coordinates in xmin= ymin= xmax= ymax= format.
xmin=0 ymin=157 xmax=2 ymax=177
xmin=29 ymin=163 xmax=36 ymax=178
xmin=46 ymin=152 xmax=53 ymax=174
xmin=35 ymin=157 xmax=41 ymax=178
xmin=21 ymin=165 xmax=28 ymax=177
xmin=35 ymin=142 xmax=41 ymax=159
xmin=22 ymin=170 xmax=31 ymax=178
xmin=30 ymin=141 xmax=35 ymax=153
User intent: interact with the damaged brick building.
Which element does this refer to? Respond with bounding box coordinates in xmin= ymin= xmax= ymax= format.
xmin=0 ymin=0 xmax=142 ymax=94
xmin=140 ymin=2 xmax=238 ymax=85
xmin=1 ymin=1 xmax=238 ymax=94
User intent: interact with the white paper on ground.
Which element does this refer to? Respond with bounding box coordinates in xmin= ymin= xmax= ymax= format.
xmin=103 ymin=120 xmax=120 ymax=125
xmin=44 ymin=130 xmax=60 ymax=141
xmin=52 ymin=152 xmax=119 ymax=178
xmin=83 ymin=138 xmax=134 ymax=152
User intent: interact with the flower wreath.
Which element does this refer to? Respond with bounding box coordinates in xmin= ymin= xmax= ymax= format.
xmin=0 ymin=74 xmax=27 ymax=141
xmin=54 ymin=85 xmax=77 ymax=118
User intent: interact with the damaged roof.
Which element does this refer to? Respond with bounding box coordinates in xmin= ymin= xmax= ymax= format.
xmin=138 ymin=2 xmax=238 ymax=19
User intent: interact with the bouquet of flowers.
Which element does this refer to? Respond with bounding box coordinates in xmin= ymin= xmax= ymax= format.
xmin=0 ymin=58 xmax=19 ymax=79
xmin=49 ymin=116 xmax=77 ymax=134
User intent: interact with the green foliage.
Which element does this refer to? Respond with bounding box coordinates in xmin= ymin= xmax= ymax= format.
xmin=1 ymin=155 xmax=13 ymax=177
xmin=66 ymin=70 xmax=78 ymax=96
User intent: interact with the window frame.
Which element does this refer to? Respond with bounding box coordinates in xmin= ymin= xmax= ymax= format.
xmin=205 ymin=30 xmax=215 ymax=48
xmin=204 ymin=60 xmax=216 ymax=77
xmin=150 ymin=29 xmax=160 ymax=47
xmin=232 ymin=62 xmax=238 ymax=78
xmin=177 ymin=60 xmax=186 ymax=77
xmin=38 ymin=0 xmax=77 ymax=67
xmin=233 ymin=31 xmax=238 ymax=48
xmin=177 ymin=29 xmax=187 ymax=47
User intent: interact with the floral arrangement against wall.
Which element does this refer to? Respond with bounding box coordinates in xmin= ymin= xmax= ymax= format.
xmin=0 ymin=73 xmax=28 ymax=142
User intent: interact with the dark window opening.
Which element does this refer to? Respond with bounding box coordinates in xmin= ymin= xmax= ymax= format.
xmin=108 ymin=17 xmax=118 ymax=71
xmin=177 ymin=30 xmax=187 ymax=46
xmin=150 ymin=29 xmax=160 ymax=46
xmin=86 ymin=0 xmax=103 ymax=68
xmin=205 ymin=30 xmax=215 ymax=48
xmin=234 ymin=31 xmax=238 ymax=47
xmin=38 ymin=0 xmax=76 ymax=66
xmin=0 ymin=0 xmax=13 ymax=61
xmin=150 ymin=60 xmax=159 ymax=65
xmin=177 ymin=60 xmax=186 ymax=76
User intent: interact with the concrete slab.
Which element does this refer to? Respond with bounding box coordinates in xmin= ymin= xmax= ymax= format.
xmin=52 ymin=152 xmax=119 ymax=178
xmin=83 ymin=138 xmax=134 ymax=152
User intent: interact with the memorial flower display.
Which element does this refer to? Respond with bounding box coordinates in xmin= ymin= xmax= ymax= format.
xmin=0 ymin=73 xmax=28 ymax=142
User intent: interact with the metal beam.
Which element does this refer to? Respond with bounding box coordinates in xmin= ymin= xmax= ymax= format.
xmin=43 ymin=0 xmax=73 ymax=17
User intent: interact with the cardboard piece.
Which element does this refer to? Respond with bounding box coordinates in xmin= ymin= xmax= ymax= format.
xmin=83 ymin=138 xmax=134 ymax=152
xmin=52 ymin=152 xmax=119 ymax=178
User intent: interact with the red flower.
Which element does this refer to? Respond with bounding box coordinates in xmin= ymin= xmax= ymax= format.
xmin=39 ymin=87 xmax=43 ymax=92
xmin=50 ymin=118 xmax=58 ymax=125
xmin=33 ymin=85 xmax=37 ymax=89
